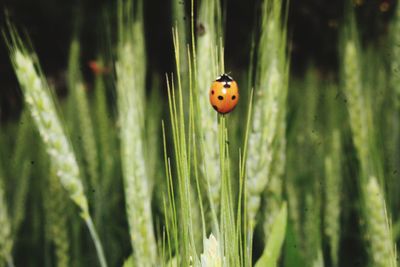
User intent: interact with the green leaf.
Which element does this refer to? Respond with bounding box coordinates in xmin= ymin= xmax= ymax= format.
xmin=255 ymin=202 xmax=288 ymax=267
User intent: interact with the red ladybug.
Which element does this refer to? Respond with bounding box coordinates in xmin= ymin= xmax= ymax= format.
xmin=209 ymin=74 xmax=239 ymax=114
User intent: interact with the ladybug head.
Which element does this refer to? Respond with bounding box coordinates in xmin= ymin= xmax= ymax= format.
xmin=216 ymin=73 xmax=233 ymax=82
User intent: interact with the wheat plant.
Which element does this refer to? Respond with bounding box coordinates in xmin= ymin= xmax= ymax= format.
xmin=115 ymin=0 xmax=157 ymax=265
xmin=5 ymin=28 xmax=108 ymax=267
xmin=2 ymin=0 xmax=400 ymax=266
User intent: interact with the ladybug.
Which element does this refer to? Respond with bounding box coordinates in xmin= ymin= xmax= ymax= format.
xmin=209 ymin=74 xmax=239 ymax=114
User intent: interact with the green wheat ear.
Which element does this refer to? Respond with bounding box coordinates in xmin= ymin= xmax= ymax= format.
xmin=10 ymin=45 xmax=88 ymax=221
xmin=342 ymin=9 xmax=396 ymax=267
xmin=116 ymin=0 xmax=157 ymax=265
xmin=246 ymin=0 xmax=288 ymax=230
xmin=5 ymin=26 xmax=108 ymax=267
xmin=343 ymin=40 xmax=370 ymax=177
xmin=364 ymin=176 xmax=396 ymax=267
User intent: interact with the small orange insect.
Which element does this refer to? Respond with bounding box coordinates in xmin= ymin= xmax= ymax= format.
xmin=88 ymin=60 xmax=111 ymax=75
xmin=209 ymin=74 xmax=239 ymax=114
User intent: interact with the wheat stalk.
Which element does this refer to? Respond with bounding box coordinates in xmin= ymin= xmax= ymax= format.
xmin=342 ymin=15 xmax=396 ymax=267
xmin=196 ymin=0 xmax=222 ymax=217
xmin=7 ymin=33 xmax=107 ymax=267
xmin=116 ymin=1 xmax=157 ymax=264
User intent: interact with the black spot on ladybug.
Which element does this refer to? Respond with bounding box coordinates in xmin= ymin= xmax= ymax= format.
xmin=216 ymin=74 xmax=233 ymax=82
xmin=211 ymin=90 xmax=214 ymax=95
xmin=212 ymin=105 xmax=219 ymax=111
xmin=232 ymin=95 xmax=236 ymax=100
xmin=218 ymin=96 xmax=224 ymax=100
xmin=223 ymin=83 xmax=231 ymax=88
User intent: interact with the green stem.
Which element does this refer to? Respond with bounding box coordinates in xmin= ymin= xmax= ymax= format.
xmin=85 ymin=217 xmax=108 ymax=267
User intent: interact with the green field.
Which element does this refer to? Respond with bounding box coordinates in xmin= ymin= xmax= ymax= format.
xmin=1 ymin=0 xmax=399 ymax=266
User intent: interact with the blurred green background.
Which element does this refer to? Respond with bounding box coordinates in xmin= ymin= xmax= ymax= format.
xmin=0 ymin=0 xmax=394 ymax=121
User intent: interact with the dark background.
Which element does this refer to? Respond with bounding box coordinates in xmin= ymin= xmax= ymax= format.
xmin=0 ymin=0 xmax=395 ymax=121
